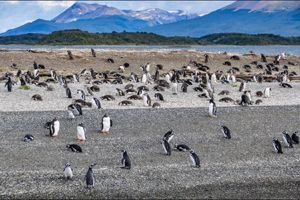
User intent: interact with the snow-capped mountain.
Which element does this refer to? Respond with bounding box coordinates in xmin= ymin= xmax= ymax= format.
xmin=52 ymin=2 xmax=198 ymax=25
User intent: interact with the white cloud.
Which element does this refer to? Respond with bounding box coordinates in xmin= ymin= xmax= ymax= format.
xmin=36 ymin=1 xmax=75 ymax=11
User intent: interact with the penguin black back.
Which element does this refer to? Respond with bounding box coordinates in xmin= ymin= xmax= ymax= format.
xmin=121 ymin=150 xmax=131 ymax=169
xmin=66 ymin=144 xmax=82 ymax=152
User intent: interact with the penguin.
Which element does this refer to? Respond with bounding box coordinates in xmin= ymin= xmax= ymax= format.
xmin=240 ymin=92 xmax=252 ymax=106
xmin=67 ymin=103 xmax=83 ymax=116
xmin=66 ymin=144 xmax=82 ymax=153
xmin=264 ymin=87 xmax=271 ymax=98
xmin=86 ymin=86 xmax=94 ymax=96
xmin=272 ymin=138 xmax=283 ymax=154
xmin=221 ymin=125 xmax=231 ymax=139
xmin=141 ymin=73 xmax=147 ymax=84
xmin=174 ymin=144 xmax=191 ymax=152
xmin=211 ymin=73 xmax=217 ymax=84
xmin=163 ymin=129 xmax=174 ymax=142
xmin=4 ymin=77 xmax=13 ymax=92
xmin=154 ymin=93 xmax=164 ymax=101
xmin=68 ymin=110 xmax=75 ymax=119
xmin=291 ymin=132 xmax=299 ymax=144
xmin=23 ymin=134 xmax=34 ymax=142
xmin=91 ymin=97 xmax=102 ymax=109
xmin=282 ymin=131 xmax=293 ymax=148
xmin=100 ymin=114 xmax=113 ymax=134
xmin=152 ymin=102 xmax=161 ymax=108
xmin=73 ymin=73 xmax=79 ymax=83
xmin=85 ymin=163 xmax=96 ymax=189
xmin=280 ymin=82 xmax=292 ymax=88
xmin=63 ymin=163 xmax=73 ymax=180
xmin=208 ymin=99 xmax=217 ymax=118
xmin=239 ymin=81 xmax=246 ymax=92
xmin=121 ymin=150 xmax=131 ymax=169
xmin=181 ymin=82 xmax=188 ymax=93
xmin=45 ymin=118 xmax=60 ymax=137
xmin=171 ymin=82 xmax=178 ymax=95
xmin=77 ymin=89 xmax=86 ymax=100
xmin=245 ymin=90 xmax=252 ymax=101
xmin=65 ymin=86 xmax=72 ymax=98
xmin=189 ymin=150 xmax=200 ymax=168
xmin=142 ymin=93 xmax=151 ymax=107
xmin=116 ymin=88 xmax=125 ymax=96
xmin=162 ymin=139 xmax=171 ymax=156
xmin=77 ymin=123 xmax=86 ymax=141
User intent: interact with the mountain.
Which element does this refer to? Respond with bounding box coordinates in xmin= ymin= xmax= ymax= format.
xmin=52 ymin=2 xmax=197 ymax=25
xmin=145 ymin=0 xmax=300 ymax=37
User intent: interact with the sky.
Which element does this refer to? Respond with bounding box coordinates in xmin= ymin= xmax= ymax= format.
xmin=0 ymin=1 xmax=234 ymax=33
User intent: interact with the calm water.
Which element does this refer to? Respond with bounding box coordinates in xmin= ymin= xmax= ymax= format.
xmin=1 ymin=45 xmax=300 ymax=56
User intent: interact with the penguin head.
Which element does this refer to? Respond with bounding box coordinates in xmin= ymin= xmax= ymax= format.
xmin=78 ymin=123 xmax=84 ymax=127
xmin=103 ymin=113 xmax=108 ymax=118
xmin=65 ymin=163 xmax=71 ymax=167
xmin=121 ymin=150 xmax=126 ymax=153
xmin=90 ymin=163 xmax=97 ymax=168
xmin=189 ymin=150 xmax=195 ymax=154
xmin=66 ymin=144 xmax=70 ymax=149
xmin=282 ymin=131 xmax=287 ymax=135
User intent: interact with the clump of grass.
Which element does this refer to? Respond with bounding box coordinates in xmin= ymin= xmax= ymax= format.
xmin=19 ymin=85 xmax=31 ymax=90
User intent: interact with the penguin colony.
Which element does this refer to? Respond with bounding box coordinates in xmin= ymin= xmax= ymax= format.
xmin=2 ymin=50 xmax=300 ymax=190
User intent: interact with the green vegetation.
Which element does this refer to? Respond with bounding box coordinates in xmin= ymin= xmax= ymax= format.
xmin=0 ymin=29 xmax=300 ymax=45
xmin=19 ymin=85 xmax=31 ymax=90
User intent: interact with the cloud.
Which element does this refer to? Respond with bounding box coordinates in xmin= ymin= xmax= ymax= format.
xmin=36 ymin=1 xmax=75 ymax=11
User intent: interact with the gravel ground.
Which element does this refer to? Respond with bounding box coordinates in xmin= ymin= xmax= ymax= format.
xmin=0 ymin=106 xmax=300 ymax=199
xmin=1 ymin=81 xmax=300 ymax=111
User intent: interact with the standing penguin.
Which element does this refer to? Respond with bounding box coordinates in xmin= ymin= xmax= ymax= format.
xmin=291 ymin=132 xmax=299 ymax=144
xmin=142 ymin=93 xmax=151 ymax=107
xmin=272 ymin=138 xmax=283 ymax=154
xmin=240 ymin=92 xmax=252 ymax=106
xmin=63 ymin=163 xmax=74 ymax=180
xmin=77 ymin=123 xmax=86 ymax=141
xmin=91 ymin=97 xmax=102 ymax=109
xmin=171 ymin=82 xmax=178 ymax=95
xmin=100 ymin=114 xmax=113 ymax=134
xmin=163 ymin=129 xmax=174 ymax=142
xmin=162 ymin=139 xmax=171 ymax=156
xmin=221 ymin=125 xmax=231 ymax=139
xmin=154 ymin=93 xmax=164 ymax=101
xmin=121 ymin=150 xmax=131 ymax=169
xmin=239 ymin=81 xmax=246 ymax=92
xmin=45 ymin=118 xmax=60 ymax=137
xmin=77 ymin=89 xmax=86 ymax=100
xmin=85 ymin=163 xmax=96 ymax=189
xmin=264 ymin=87 xmax=271 ymax=98
xmin=211 ymin=73 xmax=217 ymax=84
xmin=189 ymin=150 xmax=200 ymax=168
xmin=208 ymin=99 xmax=217 ymax=118
xmin=282 ymin=131 xmax=293 ymax=148
xmin=4 ymin=77 xmax=13 ymax=92
xmin=65 ymin=86 xmax=72 ymax=98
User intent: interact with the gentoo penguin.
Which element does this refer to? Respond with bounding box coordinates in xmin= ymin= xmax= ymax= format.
xmin=291 ymin=132 xmax=299 ymax=144
xmin=23 ymin=134 xmax=34 ymax=142
xmin=240 ymin=92 xmax=252 ymax=106
xmin=65 ymin=86 xmax=72 ymax=98
xmin=45 ymin=118 xmax=60 ymax=137
xmin=162 ymin=139 xmax=171 ymax=156
xmin=163 ymin=129 xmax=174 ymax=142
xmin=91 ymin=97 xmax=102 ymax=109
xmin=63 ymin=163 xmax=73 ymax=180
xmin=272 ymin=138 xmax=283 ymax=154
xmin=171 ymin=82 xmax=178 ymax=95
xmin=5 ymin=77 xmax=13 ymax=92
xmin=68 ymin=103 xmax=83 ymax=117
xmin=100 ymin=114 xmax=113 ymax=134
xmin=221 ymin=125 xmax=231 ymax=139
xmin=77 ymin=123 xmax=86 ymax=141
xmin=154 ymin=93 xmax=164 ymax=101
xmin=66 ymin=144 xmax=82 ymax=153
xmin=85 ymin=163 xmax=96 ymax=189
xmin=77 ymin=89 xmax=86 ymax=100
xmin=174 ymin=144 xmax=191 ymax=152
xmin=211 ymin=73 xmax=217 ymax=84
xmin=208 ymin=99 xmax=217 ymax=118
xmin=121 ymin=150 xmax=131 ymax=169
xmin=264 ymin=87 xmax=271 ymax=98
xmin=239 ymin=81 xmax=246 ymax=92
xmin=282 ymin=131 xmax=293 ymax=148
xmin=142 ymin=93 xmax=151 ymax=107
xmin=189 ymin=150 xmax=200 ymax=168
